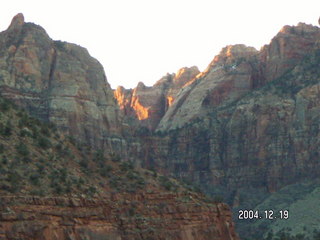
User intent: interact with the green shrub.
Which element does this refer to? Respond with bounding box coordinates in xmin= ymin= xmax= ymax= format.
xmin=1 ymin=156 xmax=8 ymax=165
xmin=1 ymin=120 xmax=12 ymax=137
xmin=94 ymin=149 xmax=105 ymax=163
xmin=120 ymin=161 xmax=134 ymax=172
xmin=67 ymin=135 xmax=76 ymax=145
xmin=16 ymin=142 xmax=30 ymax=156
xmin=7 ymin=171 xmax=21 ymax=193
xmin=31 ymin=126 xmax=39 ymax=139
xmin=86 ymin=185 xmax=97 ymax=197
xmin=22 ymin=156 xmax=31 ymax=163
xmin=52 ymin=183 xmax=62 ymax=194
xmin=78 ymin=177 xmax=85 ymax=185
xmin=79 ymin=159 xmax=88 ymax=169
xmin=58 ymin=168 xmax=68 ymax=182
xmin=109 ymin=176 xmax=121 ymax=190
xmin=0 ymin=99 xmax=11 ymax=112
xmin=128 ymin=207 xmax=135 ymax=217
xmin=36 ymin=163 xmax=45 ymax=175
xmin=99 ymin=165 xmax=112 ymax=177
xmin=110 ymin=153 xmax=121 ymax=162
xmin=40 ymin=126 xmax=51 ymax=137
xmin=38 ymin=137 xmax=51 ymax=149
xmin=0 ymin=144 xmax=4 ymax=154
xmin=55 ymin=143 xmax=63 ymax=151
xmin=29 ymin=173 xmax=40 ymax=186
xmin=54 ymin=40 xmax=65 ymax=50
xmin=19 ymin=128 xmax=32 ymax=137
xmin=159 ymin=176 xmax=175 ymax=191
xmin=18 ymin=113 xmax=32 ymax=128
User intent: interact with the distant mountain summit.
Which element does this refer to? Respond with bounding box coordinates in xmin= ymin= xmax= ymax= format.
xmin=0 ymin=13 xmax=120 ymax=148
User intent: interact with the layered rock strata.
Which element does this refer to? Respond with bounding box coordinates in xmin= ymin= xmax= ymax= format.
xmin=0 ymin=194 xmax=238 ymax=240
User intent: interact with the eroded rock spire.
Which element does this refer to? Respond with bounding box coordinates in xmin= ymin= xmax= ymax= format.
xmin=8 ymin=13 xmax=25 ymax=30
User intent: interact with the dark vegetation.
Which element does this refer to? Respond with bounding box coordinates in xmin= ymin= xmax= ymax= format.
xmin=0 ymin=96 xmax=187 ymax=197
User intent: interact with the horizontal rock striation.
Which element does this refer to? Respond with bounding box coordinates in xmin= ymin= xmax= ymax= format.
xmin=0 ymin=194 xmax=238 ymax=240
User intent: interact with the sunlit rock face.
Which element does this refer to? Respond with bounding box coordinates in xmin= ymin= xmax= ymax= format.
xmin=0 ymin=14 xmax=121 ymax=147
xmin=114 ymin=66 xmax=200 ymax=130
xmin=157 ymin=44 xmax=259 ymax=132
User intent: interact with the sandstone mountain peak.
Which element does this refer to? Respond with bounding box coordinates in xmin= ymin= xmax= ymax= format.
xmin=212 ymin=44 xmax=258 ymax=65
xmin=280 ymin=22 xmax=319 ymax=35
xmin=7 ymin=13 xmax=24 ymax=30
xmin=0 ymin=14 xmax=120 ymax=147
xmin=174 ymin=66 xmax=200 ymax=84
xmin=136 ymin=81 xmax=146 ymax=89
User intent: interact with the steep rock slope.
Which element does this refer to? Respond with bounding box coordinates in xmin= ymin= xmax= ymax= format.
xmin=114 ymin=66 xmax=200 ymax=130
xmin=157 ymin=44 xmax=258 ymax=131
xmin=0 ymin=13 xmax=120 ymax=148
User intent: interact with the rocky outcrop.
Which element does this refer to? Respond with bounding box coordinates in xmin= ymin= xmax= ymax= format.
xmin=157 ymin=44 xmax=258 ymax=131
xmin=157 ymin=24 xmax=320 ymax=132
xmin=0 ymin=13 xmax=120 ymax=148
xmin=141 ymin=23 xmax=320 ymax=200
xmin=114 ymin=66 xmax=199 ymax=130
xmin=0 ymin=195 xmax=239 ymax=240
xmin=259 ymin=22 xmax=320 ymax=85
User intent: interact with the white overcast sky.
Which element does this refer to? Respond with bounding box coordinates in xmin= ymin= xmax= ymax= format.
xmin=0 ymin=0 xmax=319 ymax=88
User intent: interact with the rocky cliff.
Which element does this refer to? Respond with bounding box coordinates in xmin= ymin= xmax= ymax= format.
xmin=114 ymin=66 xmax=199 ymax=130
xmin=157 ymin=44 xmax=258 ymax=131
xmin=136 ymin=22 xmax=320 ymax=238
xmin=142 ymin=22 xmax=320 ymax=194
xmin=0 ymin=195 xmax=238 ymax=240
xmin=0 ymin=13 xmax=120 ymax=148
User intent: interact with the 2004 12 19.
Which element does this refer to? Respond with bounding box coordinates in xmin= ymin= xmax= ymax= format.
xmin=238 ymin=209 xmax=289 ymax=220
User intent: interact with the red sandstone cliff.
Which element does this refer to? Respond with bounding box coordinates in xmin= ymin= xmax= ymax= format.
xmin=0 ymin=194 xmax=238 ymax=240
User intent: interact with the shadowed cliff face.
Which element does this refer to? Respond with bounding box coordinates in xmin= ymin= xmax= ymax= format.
xmin=0 ymin=13 xmax=120 ymax=148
